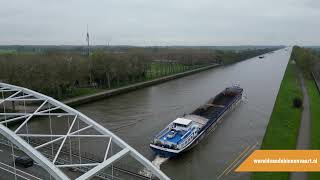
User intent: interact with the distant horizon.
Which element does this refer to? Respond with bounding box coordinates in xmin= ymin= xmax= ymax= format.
xmin=1 ymin=43 xmax=318 ymax=48
xmin=0 ymin=44 xmax=290 ymax=47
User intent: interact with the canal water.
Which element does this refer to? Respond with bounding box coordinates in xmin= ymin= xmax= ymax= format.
xmin=76 ymin=48 xmax=292 ymax=180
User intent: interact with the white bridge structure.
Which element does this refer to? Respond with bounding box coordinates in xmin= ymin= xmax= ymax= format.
xmin=0 ymin=83 xmax=170 ymax=180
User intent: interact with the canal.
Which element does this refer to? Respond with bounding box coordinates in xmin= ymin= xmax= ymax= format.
xmin=74 ymin=48 xmax=292 ymax=180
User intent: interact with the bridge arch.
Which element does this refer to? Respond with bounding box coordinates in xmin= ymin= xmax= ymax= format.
xmin=0 ymin=82 xmax=170 ymax=180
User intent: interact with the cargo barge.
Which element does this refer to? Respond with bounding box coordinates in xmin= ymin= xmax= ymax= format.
xmin=150 ymin=85 xmax=243 ymax=157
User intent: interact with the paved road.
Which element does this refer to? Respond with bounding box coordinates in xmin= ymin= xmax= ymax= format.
xmin=290 ymin=68 xmax=311 ymax=180
xmin=0 ymin=140 xmax=91 ymax=180
xmin=0 ymin=144 xmax=49 ymax=180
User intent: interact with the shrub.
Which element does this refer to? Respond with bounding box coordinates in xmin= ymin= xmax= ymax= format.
xmin=293 ymin=97 xmax=302 ymax=108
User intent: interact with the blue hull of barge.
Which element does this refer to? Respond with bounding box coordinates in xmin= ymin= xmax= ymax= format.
xmin=150 ymin=86 xmax=243 ymax=158
xmin=150 ymin=147 xmax=179 ymax=158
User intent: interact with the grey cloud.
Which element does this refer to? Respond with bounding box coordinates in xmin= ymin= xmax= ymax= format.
xmin=0 ymin=0 xmax=319 ymax=45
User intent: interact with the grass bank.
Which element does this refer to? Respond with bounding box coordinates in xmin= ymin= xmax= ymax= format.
xmin=63 ymin=63 xmax=208 ymax=100
xmin=306 ymin=78 xmax=320 ymax=180
xmin=251 ymin=62 xmax=303 ymax=180
xmin=63 ymin=87 xmax=103 ymax=99
xmin=146 ymin=62 xmax=203 ymax=79
xmin=63 ymin=64 xmax=218 ymax=106
xmin=59 ymin=63 xmax=205 ymax=101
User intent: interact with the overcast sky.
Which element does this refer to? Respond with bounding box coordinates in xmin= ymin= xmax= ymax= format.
xmin=0 ymin=0 xmax=319 ymax=46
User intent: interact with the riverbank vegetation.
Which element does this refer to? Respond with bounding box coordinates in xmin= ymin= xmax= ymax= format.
xmin=291 ymin=46 xmax=320 ymax=77
xmin=260 ymin=62 xmax=302 ymax=149
xmin=251 ymin=61 xmax=302 ymax=180
xmin=0 ymin=46 xmax=276 ymax=99
xmin=306 ymin=78 xmax=320 ymax=180
xmin=251 ymin=46 xmax=320 ymax=180
xmin=306 ymin=80 xmax=320 ymax=148
xmin=292 ymin=46 xmax=320 ymax=150
xmin=290 ymin=46 xmax=320 ymax=180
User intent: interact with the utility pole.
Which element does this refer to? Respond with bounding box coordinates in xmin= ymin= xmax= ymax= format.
xmin=86 ymin=25 xmax=90 ymax=57
xmin=86 ymin=25 xmax=93 ymax=85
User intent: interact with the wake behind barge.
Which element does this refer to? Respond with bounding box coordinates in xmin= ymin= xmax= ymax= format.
xmin=150 ymin=85 xmax=243 ymax=157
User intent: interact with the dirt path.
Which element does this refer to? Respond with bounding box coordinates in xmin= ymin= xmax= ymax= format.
xmin=290 ymin=69 xmax=311 ymax=180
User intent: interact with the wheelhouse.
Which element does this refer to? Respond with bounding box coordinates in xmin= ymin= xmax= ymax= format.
xmin=172 ymin=118 xmax=192 ymax=131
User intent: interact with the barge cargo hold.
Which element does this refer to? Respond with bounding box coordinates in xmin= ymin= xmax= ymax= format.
xmin=150 ymin=85 xmax=243 ymax=158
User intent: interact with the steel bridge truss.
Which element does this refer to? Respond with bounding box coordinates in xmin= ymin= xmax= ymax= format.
xmin=0 ymin=83 xmax=170 ymax=180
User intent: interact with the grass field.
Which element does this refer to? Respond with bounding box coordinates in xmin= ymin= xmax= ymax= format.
xmin=61 ymin=63 xmax=207 ymax=100
xmin=306 ymin=78 xmax=320 ymax=180
xmin=146 ymin=62 xmax=204 ymax=79
xmin=63 ymin=87 xmax=102 ymax=99
xmin=251 ymin=62 xmax=303 ymax=180
xmin=0 ymin=49 xmax=16 ymax=54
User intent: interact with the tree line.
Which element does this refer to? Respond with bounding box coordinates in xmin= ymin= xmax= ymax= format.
xmin=291 ymin=46 xmax=320 ymax=77
xmin=0 ymin=47 xmax=276 ymax=99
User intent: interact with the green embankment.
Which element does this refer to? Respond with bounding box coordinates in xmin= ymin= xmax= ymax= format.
xmin=0 ymin=49 xmax=17 ymax=54
xmin=146 ymin=62 xmax=204 ymax=80
xmin=64 ymin=88 xmax=102 ymax=99
xmin=65 ymin=63 xmax=206 ymax=101
xmin=306 ymin=78 xmax=320 ymax=180
xmin=251 ymin=62 xmax=303 ymax=180
xmin=291 ymin=46 xmax=320 ymax=180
